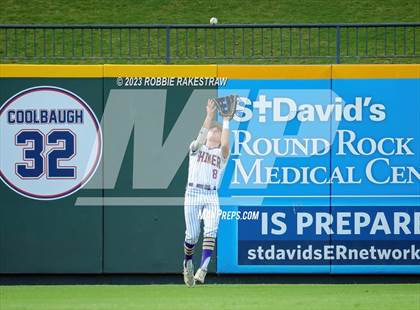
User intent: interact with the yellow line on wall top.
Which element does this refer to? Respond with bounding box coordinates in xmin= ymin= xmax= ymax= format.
xmin=0 ymin=65 xmax=103 ymax=77
xmin=0 ymin=64 xmax=418 ymax=79
xmin=332 ymin=64 xmax=420 ymax=79
xmin=217 ymin=65 xmax=331 ymax=79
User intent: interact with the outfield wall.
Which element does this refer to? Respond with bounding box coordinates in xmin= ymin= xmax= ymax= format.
xmin=0 ymin=64 xmax=419 ymax=274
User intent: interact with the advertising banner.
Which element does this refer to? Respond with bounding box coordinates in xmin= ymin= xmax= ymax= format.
xmin=217 ymin=65 xmax=420 ymax=273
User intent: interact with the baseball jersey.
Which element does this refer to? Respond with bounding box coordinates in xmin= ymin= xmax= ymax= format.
xmin=187 ymin=142 xmax=227 ymax=188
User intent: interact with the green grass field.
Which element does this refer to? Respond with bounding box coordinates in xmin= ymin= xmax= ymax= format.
xmin=1 ymin=284 xmax=419 ymax=310
xmin=1 ymin=0 xmax=419 ymax=24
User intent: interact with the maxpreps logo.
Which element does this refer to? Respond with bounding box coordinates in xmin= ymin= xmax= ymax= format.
xmin=0 ymin=86 xmax=102 ymax=200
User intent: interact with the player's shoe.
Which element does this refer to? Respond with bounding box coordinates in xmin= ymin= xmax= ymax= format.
xmin=183 ymin=260 xmax=195 ymax=287
xmin=194 ymin=268 xmax=207 ymax=284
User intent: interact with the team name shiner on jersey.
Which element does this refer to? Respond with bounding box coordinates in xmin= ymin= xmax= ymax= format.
xmin=7 ymin=109 xmax=84 ymax=124
xmin=197 ymin=150 xmax=222 ymax=169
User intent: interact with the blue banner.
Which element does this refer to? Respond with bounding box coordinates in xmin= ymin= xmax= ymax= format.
xmin=217 ymin=72 xmax=420 ymax=274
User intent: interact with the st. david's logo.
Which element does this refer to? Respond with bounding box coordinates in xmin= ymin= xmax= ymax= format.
xmin=0 ymin=86 xmax=102 ymax=200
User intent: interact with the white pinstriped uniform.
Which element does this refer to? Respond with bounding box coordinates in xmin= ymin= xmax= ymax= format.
xmin=184 ymin=143 xmax=227 ymax=244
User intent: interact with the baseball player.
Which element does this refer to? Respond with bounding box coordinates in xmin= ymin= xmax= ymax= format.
xmin=183 ymin=99 xmax=230 ymax=287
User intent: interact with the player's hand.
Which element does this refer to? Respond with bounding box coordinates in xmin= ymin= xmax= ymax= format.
xmin=206 ymin=99 xmax=217 ymax=117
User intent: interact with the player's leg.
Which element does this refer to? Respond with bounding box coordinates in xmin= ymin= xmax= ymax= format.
xmin=184 ymin=189 xmax=202 ymax=261
xmin=183 ymin=188 xmax=202 ymax=287
xmin=195 ymin=191 xmax=220 ymax=283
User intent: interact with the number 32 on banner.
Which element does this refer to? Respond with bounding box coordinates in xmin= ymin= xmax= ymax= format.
xmin=15 ymin=129 xmax=76 ymax=179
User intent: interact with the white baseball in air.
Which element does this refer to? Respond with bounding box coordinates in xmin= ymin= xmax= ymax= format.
xmin=210 ymin=17 xmax=218 ymax=25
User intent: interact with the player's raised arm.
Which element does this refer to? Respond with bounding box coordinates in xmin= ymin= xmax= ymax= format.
xmin=221 ymin=116 xmax=230 ymax=159
xmin=190 ymin=99 xmax=216 ymax=152
xmin=203 ymin=99 xmax=217 ymax=129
